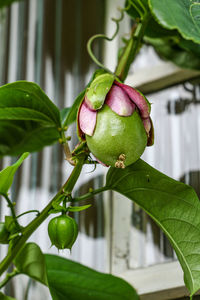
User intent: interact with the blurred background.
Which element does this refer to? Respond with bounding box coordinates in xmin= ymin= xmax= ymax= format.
xmin=1 ymin=0 xmax=200 ymax=299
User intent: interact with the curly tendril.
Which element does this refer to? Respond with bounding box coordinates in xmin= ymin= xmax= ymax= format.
xmin=87 ymin=5 xmax=129 ymax=73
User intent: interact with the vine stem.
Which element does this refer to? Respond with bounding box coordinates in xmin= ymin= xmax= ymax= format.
xmin=115 ymin=14 xmax=150 ymax=82
xmin=87 ymin=6 xmax=125 ymax=74
xmin=16 ymin=210 xmax=40 ymax=219
xmin=2 ymin=194 xmax=21 ymax=230
xmin=73 ymin=186 xmax=108 ymax=203
xmin=0 ymin=157 xmax=85 ymax=277
xmin=0 ymin=269 xmax=19 ymax=289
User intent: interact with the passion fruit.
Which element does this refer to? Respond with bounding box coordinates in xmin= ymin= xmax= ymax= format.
xmin=77 ymin=72 xmax=153 ymax=168
xmin=86 ymin=104 xmax=147 ymax=167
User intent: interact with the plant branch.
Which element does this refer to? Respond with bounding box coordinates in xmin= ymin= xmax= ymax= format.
xmin=115 ymin=14 xmax=150 ymax=82
xmin=17 ymin=210 xmax=40 ymax=219
xmin=0 ymin=157 xmax=85 ymax=277
xmin=0 ymin=269 xmax=19 ymax=289
xmin=2 ymin=194 xmax=21 ymax=230
xmin=72 ymin=186 xmax=108 ymax=202
xmin=59 ymin=130 xmax=75 ymax=166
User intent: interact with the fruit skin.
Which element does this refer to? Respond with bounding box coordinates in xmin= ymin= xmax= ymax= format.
xmin=0 ymin=222 xmax=9 ymax=244
xmin=77 ymin=72 xmax=154 ymax=168
xmin=48 ymin=215 xmax=78 ymax=250
xmin=86 ymin=105 xmax=147 ymax=167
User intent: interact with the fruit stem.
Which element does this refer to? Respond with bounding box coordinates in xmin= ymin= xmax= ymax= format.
xmin=60 ymin=130 xmax=75 ymax=166
xmin=0 ymin=157 xmax=85 ymax=277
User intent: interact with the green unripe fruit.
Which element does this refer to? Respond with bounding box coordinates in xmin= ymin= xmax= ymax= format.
xmin=0 ymin=222 xmax=9 ymax=244
xmin=86 ymin=104 xmax=147 ymax=167
xmin=48 ymin=215 xmax=78 ymax=250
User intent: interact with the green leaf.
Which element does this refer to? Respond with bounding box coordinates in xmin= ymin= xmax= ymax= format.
xmin=61 ymin=89 xmax=86 ymax=127
xmin=0 ymin=81 xmax=61 ymax=156
xmin=0 ymin=0 xmax=23 ymax=9
xmin=5 ymin=216 xmax=18 ymax=234
xmin=145 ymin=36 xmax=200 ymax=70
xmin=149 ymin=0 xmax=200 ymax=44
xmin=106 ymin=159 xmax=200 ymax=295
xmin=190 ymin=3 xmax=200 ymax=33
xmin=45 ymin=254 xmax=139 ymax=300
xmin=68 ymin=204 xmax=91 ymax=212
xmin=60 ymin=107 xmax=70 ymax=125
xmin=0 ymin=152 xmax=28 ymax=195
xmin=0 ymin=81 xmax=60 ymax=125
xmin=14 ymin=243 xmax=48 ymax=285
xmin=0 ymin=292 xmax=17 ymax=300
xmin=0 ymin=121 xmax=60 ymax=156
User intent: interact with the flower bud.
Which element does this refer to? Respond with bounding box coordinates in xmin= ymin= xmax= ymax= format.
xmin=77 ymin=73 xmax=154 ymax=168
xmin=48 ymin=215 xmax=78 ymax=250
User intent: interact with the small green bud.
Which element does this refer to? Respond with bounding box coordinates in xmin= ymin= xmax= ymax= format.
xmin=48 ymin=215 xmax=78 ymax=250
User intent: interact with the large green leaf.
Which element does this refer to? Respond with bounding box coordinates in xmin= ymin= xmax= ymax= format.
xmin=0 ymin=152 xmax=28 ymax=195
xmin=149 ymin=0 xmax=200 ymax=44
xmin=145 ymin=36 xmax=200 ymax=70
xmin=14 ymin=243 xmax=48 ymax=285
xmin=0 ymin=81 xmax=61 ymax=155
xmin=106 ymin=159 xmax=200 ymax=296
xmin=0 ymin=81 xmax=60 ymax=125
xmin=45 ymin=254 xmax=139 ymax=300
xmin=126 ymin=0 xmax=177 ymax=38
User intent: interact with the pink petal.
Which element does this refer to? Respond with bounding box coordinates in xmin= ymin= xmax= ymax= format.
xmin=143 ymin=117 xmax=151 ymax=135
xmin=114 ymin=81 xmax=150 ymax=118
xmin=78 ymin=100 xmax=97 ymax=136
xmin=105 ymin=85 xmax=135 ymax=116
xmin=84 ymin=95 xmax=97 ymax=111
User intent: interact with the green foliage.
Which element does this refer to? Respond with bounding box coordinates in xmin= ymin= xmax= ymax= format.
xmin=0 ymin=292 xmax=16 ymax=300
xmin=145 ymin=36 xmax=200 ymax=70
xmin=61 ymin=89 xmax=86 ymax=127
xmin=5 ymin=216 xmax=19 ymax=235
xmin=0 ymin=222 xmax=9 ymax=244
xmin=126 ymin=0 xmax=200 ymax=70
xmin=149 ymin=0 xmax=200 ymax=44
xmin=68 ymin=204 xmax=91 ymax=212
xmin=0 ymin=81 xmax=61 ymax=156
xmin=0 ymin=152 xmax=28 ymax=195
xmin=14 ymin=243 xmax=48 ymax=285
xmin=106 ymin=159 xmax=200 ymax=296
xmin=45 ymin=254 xmax=139 ymax=300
